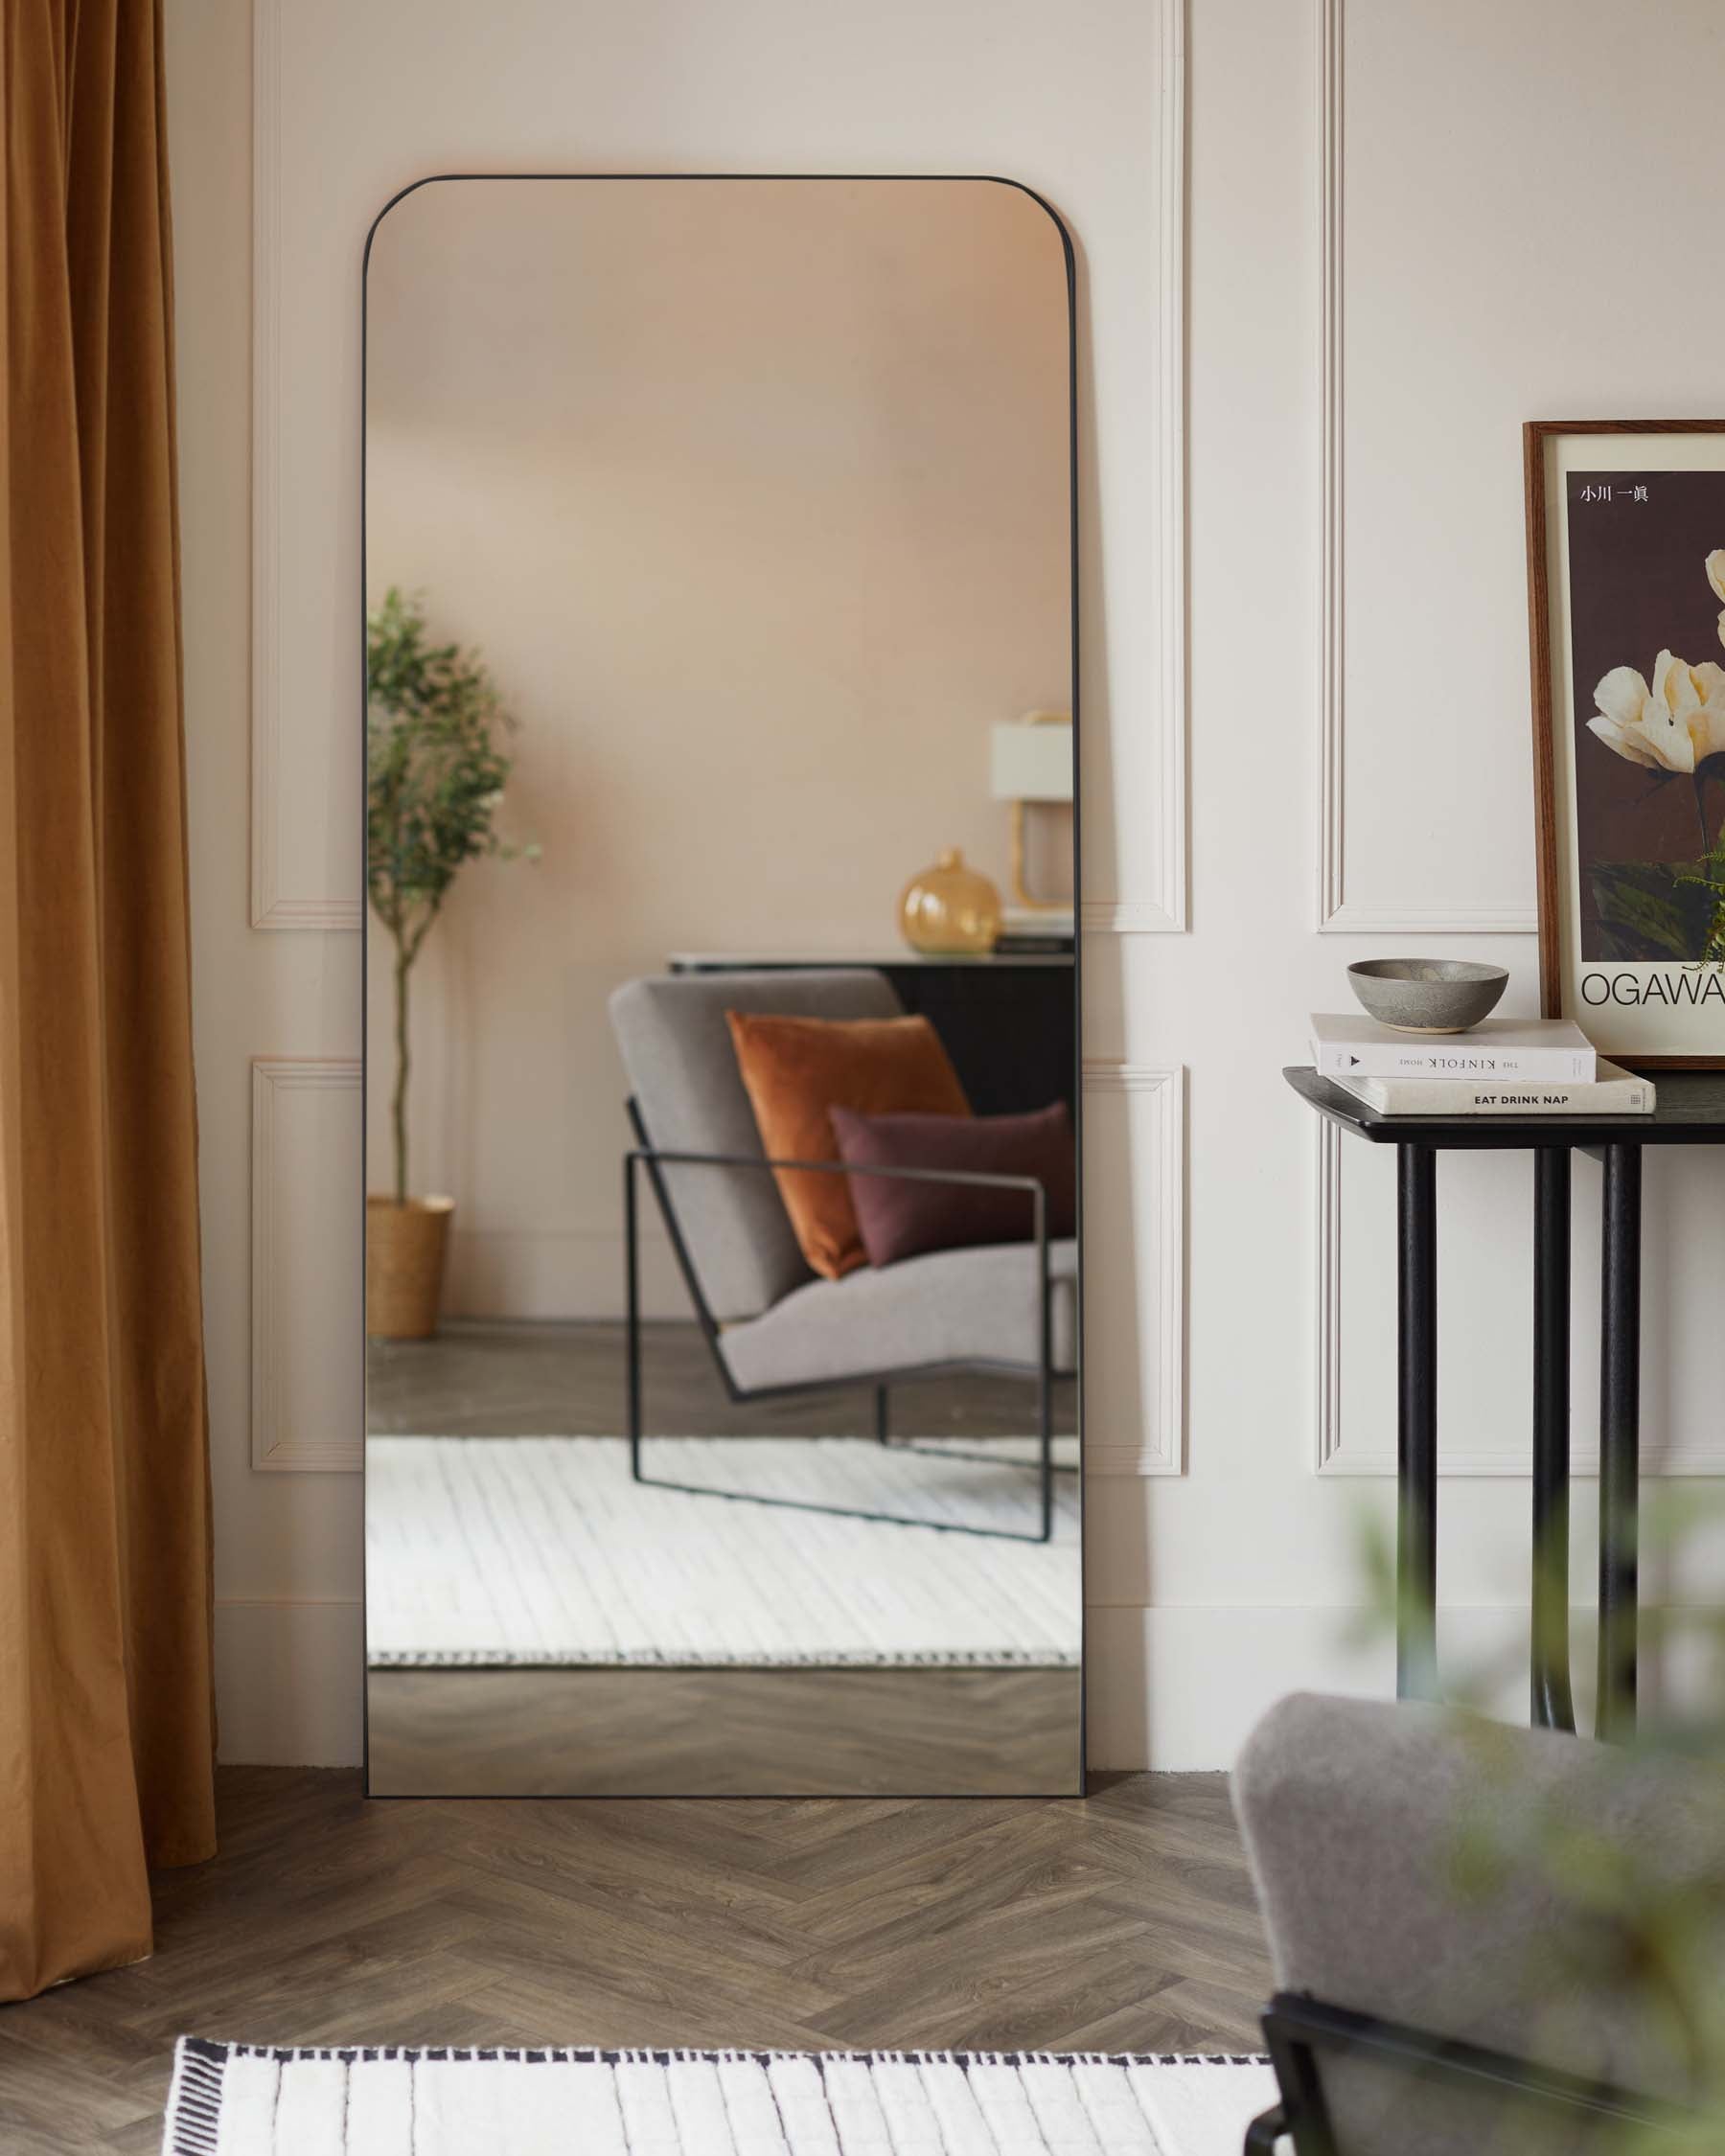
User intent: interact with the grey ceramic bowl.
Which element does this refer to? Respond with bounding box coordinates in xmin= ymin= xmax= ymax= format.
xmin=1346 ymin=958 xmax=1509 ymax=1035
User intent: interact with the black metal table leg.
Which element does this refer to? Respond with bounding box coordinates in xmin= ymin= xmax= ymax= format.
xmin=1597 ymin=1143 xmax=1643 ymax=1742
xmin=625 ymin=1152 xmax=643 ymax=1480
xmin=1531 ymin=1147 xmax=1575 ymax=1732
xmin=1035 ymin=1217 xmax=1054 ymax=1544
xmin=1397 ymin=1144 xmax=1438 ymax=1699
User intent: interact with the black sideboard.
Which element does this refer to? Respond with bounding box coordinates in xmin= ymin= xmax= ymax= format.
xmin=667 ymin=951 xmax=1076 ymax=1120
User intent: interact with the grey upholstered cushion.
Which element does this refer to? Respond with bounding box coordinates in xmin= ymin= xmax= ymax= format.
xmin=1234 ymin=1692 xmax=1725 ymax=2155
xmin=608 ymin=969 xmax=903 ymax=1320
xmin=718 ymin=1236 xmax=1077 ymax=1391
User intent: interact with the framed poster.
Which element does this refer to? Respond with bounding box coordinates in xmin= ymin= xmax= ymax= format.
xmin=1526 ymin=420 xmax=1725 ymax=1069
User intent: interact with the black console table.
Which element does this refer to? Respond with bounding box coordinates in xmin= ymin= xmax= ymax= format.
xmin=1287 ymin=1066 xmax=1725 ymax=1741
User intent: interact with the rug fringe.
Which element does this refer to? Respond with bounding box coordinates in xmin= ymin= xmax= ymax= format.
xmin=175 ymin=2039 xmax=1268 ymax=2069
xmin=160 ymin=2036 xmax=226 ymax=2156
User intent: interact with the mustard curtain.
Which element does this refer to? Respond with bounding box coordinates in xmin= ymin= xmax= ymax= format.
xmin=0 ymin=0 xmax=216 ymax=2002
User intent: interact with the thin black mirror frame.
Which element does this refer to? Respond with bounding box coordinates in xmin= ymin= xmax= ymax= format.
xmin=359 ymin=172 xmax=1084 ymax=1800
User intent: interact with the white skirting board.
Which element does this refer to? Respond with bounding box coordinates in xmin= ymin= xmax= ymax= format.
xmin=216 ymin=1600 xmax=363 ymax=1767
xmin=1083 ymin=1602 xmax=1655 ymax=1770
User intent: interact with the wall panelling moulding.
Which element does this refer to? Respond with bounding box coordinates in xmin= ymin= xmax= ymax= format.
xmin=1309 ymin=0 xmax=1531 ymax=1470
xmin=1312 ymin=0 xmax=1535 ymax=937
xmin=1313 ymin=1123 xmax=1725 ymax=1477
xmin=1080 ymin=1062 xmax=1185 ymax=1475
xmin=246 ymin=0 xmax=1193 ymax=1491
xmin=252 ymin=1058 xmax=364 ymax=1471
xmin=1301 ymin=0 xmax=1720 ymax=1479
xmin=1076 ymin=0 xmax=1190 ymax=937
xmin=249 ymin=0 xmax=361 ymax=930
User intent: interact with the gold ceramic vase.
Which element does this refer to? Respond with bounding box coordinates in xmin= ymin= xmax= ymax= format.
xmin=898 ymin=848 xmax=1002 ymax=954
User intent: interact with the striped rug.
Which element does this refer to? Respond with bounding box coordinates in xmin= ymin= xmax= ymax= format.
xmin=163 ymin=2043 xmax=1277 ymax=2156
xmin=366 ymin=1434 xmax=1081 ymax=1669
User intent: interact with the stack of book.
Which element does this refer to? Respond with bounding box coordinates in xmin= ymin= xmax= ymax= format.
xmin=1309 ymin=1014 xmax=1656 ymax=1116
xmin=996 ymin=907 xmax=1075 ymax=954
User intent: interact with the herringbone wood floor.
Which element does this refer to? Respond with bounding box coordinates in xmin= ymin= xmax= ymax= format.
xmin=0 ymin=1767 xmax=1271 ymax=2154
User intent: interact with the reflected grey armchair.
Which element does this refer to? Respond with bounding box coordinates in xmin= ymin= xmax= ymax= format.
xmin=1233 ymin=1692 xmax=1725 ymax=2153
xmin=608 ymin=968 xmax=1078 ymax=1541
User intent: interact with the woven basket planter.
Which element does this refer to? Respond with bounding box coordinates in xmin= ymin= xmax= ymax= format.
xmin=366 ymin=1195 xmax=454 ymax=1340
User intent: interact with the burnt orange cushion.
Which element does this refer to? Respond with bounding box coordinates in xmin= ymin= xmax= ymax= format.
xmin=726 ymin=1011 xmax=971 ymax=1279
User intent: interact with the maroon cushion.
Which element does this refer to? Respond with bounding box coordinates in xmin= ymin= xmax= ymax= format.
xmin=829 ymin=1101 xmax=1076 ymax=1268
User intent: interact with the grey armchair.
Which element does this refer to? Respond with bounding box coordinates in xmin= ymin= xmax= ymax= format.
xmin=608 ymin=968 xmax=1078 ymax=1541
xmin=1233 ymin=1692 xmax=1725 ymax=2153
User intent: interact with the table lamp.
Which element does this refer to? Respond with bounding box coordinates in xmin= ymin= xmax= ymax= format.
xmin=989 ymin=711 xmax=1073 ymax=912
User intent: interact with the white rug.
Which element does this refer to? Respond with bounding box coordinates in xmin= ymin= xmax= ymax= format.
xmin=162 ymin=2043 xmax=1279 ymax=2156
xmin=367 ymin=1435 xmax=1081 ymax=1670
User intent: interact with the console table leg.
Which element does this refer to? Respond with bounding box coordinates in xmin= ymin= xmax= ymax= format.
xmin=1531 ymin=1148 xmax=1575 ymax=1732
xmin=1598 ymin=1143 xmax=1643 ymax=1742
xmin=1397 ymin=1144 xmax=1438 ymax=1700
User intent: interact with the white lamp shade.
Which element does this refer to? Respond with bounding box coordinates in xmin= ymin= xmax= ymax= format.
xmin=989 ymin=719 xmax=1073 ymax=802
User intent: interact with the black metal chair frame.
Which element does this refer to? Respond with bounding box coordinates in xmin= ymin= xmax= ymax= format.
xmin=623 ymin=1097 xmax=1074 ymax=1544
xmin=1245 ymin=1991 xmax=1691 ymax=2153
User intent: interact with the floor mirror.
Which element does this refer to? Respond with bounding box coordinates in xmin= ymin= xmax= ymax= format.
xmin=362 ymin=175 xmax=1082 ymax=1797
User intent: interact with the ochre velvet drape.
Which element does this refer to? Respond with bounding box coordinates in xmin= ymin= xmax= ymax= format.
xmin=0 ymin=0 xmax=216 ymax=2002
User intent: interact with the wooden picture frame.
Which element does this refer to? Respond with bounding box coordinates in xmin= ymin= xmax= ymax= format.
xmin=1525 ymin=419 xmax=1725 ymax=1070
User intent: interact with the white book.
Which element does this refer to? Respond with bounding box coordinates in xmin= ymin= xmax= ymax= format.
xmin=1309 ymin=1013 xmax=1597 ymax=1083
xmin=1331 ymin=1059 xmax=1653 ymax=1117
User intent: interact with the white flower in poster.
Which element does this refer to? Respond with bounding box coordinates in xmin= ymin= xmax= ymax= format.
xmin=1588 ymin=552 xmax=1725 ymax=780
xmin=1588 ymin=652 xmax=1716 ymax=773
xmin=1696 ymin=661 xmax=1725 ymax=761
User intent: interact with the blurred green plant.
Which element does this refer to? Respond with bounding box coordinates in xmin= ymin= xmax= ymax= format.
xmin=366 ymin=588 xmax=537 ymax=1203
xmin=1346 ymin=1494 xmax=1725 ymax=2151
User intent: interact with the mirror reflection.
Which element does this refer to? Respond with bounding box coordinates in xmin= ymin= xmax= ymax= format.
xmin=363 ymin=177 xmax=1081 ymax=1796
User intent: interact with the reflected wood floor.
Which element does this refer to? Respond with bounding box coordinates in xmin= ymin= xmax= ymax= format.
xmin=369 ymin=1666 xmax=1082 ymax=1796
xmin=367 ymin=1319 xmax=1076 ymax=1439
xmin=0 ymin=1766 xmax=1271 ymax=2154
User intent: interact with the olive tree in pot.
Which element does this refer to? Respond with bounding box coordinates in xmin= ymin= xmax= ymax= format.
xmin=366 ymin=588 xmax=533 ymax=1339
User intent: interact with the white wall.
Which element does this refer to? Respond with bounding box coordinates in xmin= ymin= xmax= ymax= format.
xmin=1100 ymin=0 xmax=1725 ymax=1765
xmin=168 ymin=0 xmax=1725 ymax=1772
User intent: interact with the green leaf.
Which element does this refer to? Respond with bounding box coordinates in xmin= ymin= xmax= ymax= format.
xmin=1588 ymin=859 xmax=1719 ymax=964
xmin=365 ymin=587 xmax=533 ymax=957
